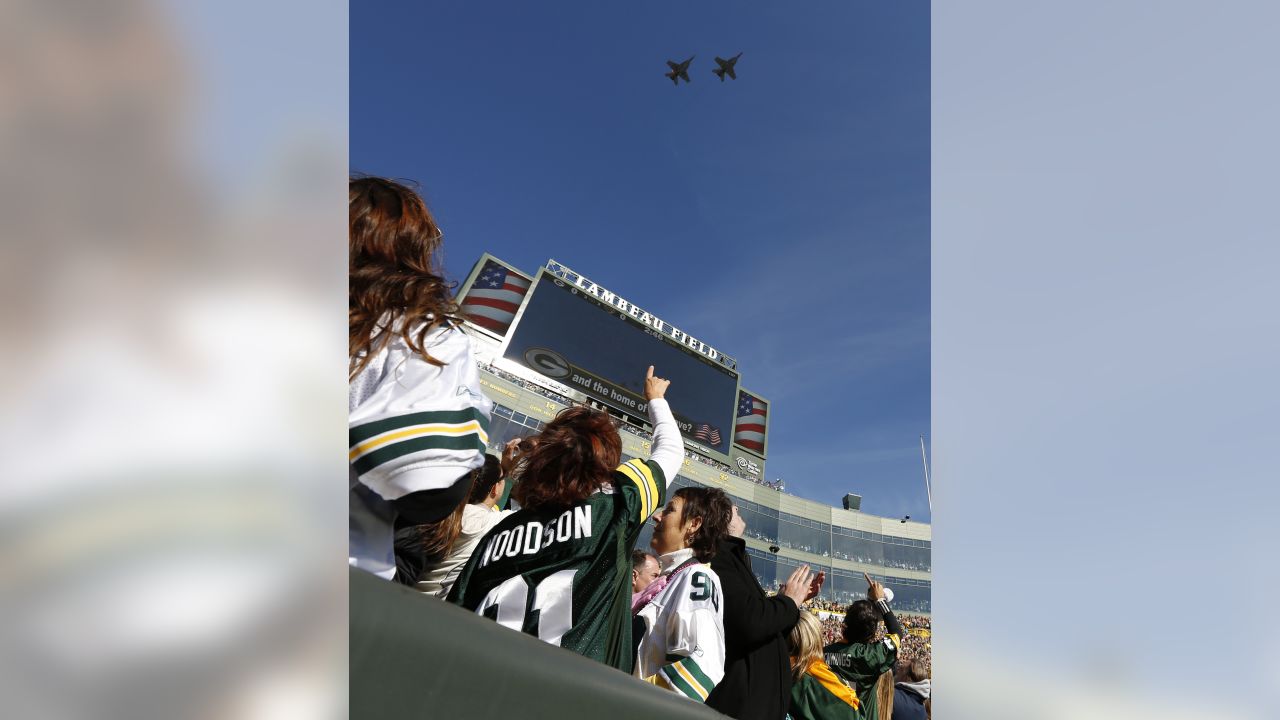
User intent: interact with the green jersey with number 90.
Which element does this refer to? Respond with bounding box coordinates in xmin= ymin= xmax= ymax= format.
xmin=447 ymin=458 xmax=665 ymax=671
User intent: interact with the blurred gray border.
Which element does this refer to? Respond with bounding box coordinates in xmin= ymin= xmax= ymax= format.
xmin=0 ymin=1 xmax=348 ymax=718
xmin=935 ymin=2 xmax=1279 ymax=718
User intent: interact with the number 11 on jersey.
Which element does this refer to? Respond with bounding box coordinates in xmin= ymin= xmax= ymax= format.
xmin=477 ymin=569 xmax=577 ymax=646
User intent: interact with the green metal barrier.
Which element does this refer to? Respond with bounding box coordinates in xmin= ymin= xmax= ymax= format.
xmin=351 ymin=568 xmax=726 ymax=719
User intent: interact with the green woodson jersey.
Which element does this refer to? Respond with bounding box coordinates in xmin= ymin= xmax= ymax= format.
xmin=448 ymin=458 xmax=665 ymax=671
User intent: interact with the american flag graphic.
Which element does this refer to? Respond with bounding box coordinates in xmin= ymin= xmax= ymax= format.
xmin=733 ymin=390 xmax=768 ymax=453
xmin=693 ymin=423 xmax=722 ymax=446
xmin=460 ymin=259 xmax=532 ymax=336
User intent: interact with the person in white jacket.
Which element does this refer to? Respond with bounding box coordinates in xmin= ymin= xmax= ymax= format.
xmin=633 ymin=486 xmax=734 ymax=703
xmin=348 ymin=176 xmax=491 ymax=580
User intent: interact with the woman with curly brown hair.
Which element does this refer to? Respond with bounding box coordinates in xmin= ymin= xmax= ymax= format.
xmin=632 ymin=485 xmax=733 ymax=703
xmin=448 ymin=366 xmax=683 ymax=672
xmin=348 ymin=176 xmax=492 ymax=580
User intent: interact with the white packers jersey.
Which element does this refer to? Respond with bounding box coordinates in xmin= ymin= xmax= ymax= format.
xmin=349 ymin=321 xmax=492 ymax=578
xmin=634 ymin=550 xmax=726 ymax=703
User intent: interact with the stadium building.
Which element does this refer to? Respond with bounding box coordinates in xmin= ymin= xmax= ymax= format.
xmin=457 ymin=255 xmax=931 ymax=614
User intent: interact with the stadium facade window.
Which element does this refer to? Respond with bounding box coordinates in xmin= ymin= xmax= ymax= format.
xmin=550 ymin=450 xmax=931 ymax=607
xmin=832 ymin=532 xmax=883 ymax=568
xmin=745 ymin=547 xmax=829 ymax=598
xmin=823 ymin=565 xmax=931 ymax=612
xmin=737 ymin=499 xmax=779 ymax=548
xmin=778 ymin=511 xmax=830 ymax=558
xmin=829 ymin=525 xmax=931 ymax=572
xmin=605 ymin=454 xmax=930 ymax=611
xmin=486 ymin=402 xmax=547 ymax=454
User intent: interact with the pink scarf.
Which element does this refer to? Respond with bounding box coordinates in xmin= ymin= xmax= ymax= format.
xmin=631 ymin=556 xmax=699 ymax=614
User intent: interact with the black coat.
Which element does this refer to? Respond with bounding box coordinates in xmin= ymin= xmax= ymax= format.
xmin=705 ymin=537 xmax=800 ymax=720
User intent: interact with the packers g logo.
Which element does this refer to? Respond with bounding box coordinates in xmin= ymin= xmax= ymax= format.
xmin=524 ymin=347 xmax=571 ymax=379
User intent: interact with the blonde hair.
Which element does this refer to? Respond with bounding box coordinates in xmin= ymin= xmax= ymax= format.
xmin=787 ymin=611 xmax=823 ymax=680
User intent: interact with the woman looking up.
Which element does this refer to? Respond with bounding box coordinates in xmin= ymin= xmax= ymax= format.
xmin=632 ymin=486 xmax=733 ymax=703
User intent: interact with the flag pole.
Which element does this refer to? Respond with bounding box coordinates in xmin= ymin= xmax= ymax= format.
xmin=919 ymin=433 xmax=932 ymax=513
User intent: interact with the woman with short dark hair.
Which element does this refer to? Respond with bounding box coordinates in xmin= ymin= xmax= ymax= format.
xmin=632 ymin=486 xmax=733 ymax=703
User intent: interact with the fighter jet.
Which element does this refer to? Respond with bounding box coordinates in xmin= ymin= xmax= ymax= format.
xmin=665 ymin=56 xmax=694 ymax=85
xmin=712 ymin=53 xmax=742 ymax=82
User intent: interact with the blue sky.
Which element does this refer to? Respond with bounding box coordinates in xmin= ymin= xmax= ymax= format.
xmin=351 ymin=1 xmax=931 ymax=521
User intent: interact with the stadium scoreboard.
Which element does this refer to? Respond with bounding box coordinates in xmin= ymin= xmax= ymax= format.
xmin=459 ymin=256 xmax=771 ymax=464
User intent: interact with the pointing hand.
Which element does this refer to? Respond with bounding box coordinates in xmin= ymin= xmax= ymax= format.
xmin=644 ymin=365 xmax=670 ymax=401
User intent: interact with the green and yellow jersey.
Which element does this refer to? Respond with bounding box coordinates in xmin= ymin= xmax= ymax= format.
xmin=448 ymin=458 xmax=665 ymax=671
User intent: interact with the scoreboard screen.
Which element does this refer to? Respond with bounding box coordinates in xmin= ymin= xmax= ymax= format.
xmin=501 ymin=271 xmax=738 ymax=454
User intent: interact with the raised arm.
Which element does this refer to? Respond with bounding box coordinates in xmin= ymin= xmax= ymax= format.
xmin=644 ymin=365 xmax=683 ymax=482
xmin=865 ymin=572 xmax=904 ymax=650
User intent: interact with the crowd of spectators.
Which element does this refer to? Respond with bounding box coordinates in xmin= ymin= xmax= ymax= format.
xmin=743 ymin=588 xmax=931 ymax=674
xmin=619 ymin=422 xmax=648 ymax=440
xmin=819 ymin=614 xmax=842 ymax=645
xmin=477 ymin=361 xmax=576 ymax=407
xmin=741 ymin=538 xmax=925 ymax=572
xmin=895 ymin=615 xmax=933 ymax=674
xmin=881 ymin=558 xmax=928 ymax=572
xmin=832 ymin=552 xmax=928 ymax=573
xmin=684 ymin=448 xmax=739 ymax=475
xmin=808 ymin=598 xmax=843 ymax=613
xmin=816 ymin=609 xmax=931 ymax=674
xmin=826 ymin=593 xmax=928 ymax=615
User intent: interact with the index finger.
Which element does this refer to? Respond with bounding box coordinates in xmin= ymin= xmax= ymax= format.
xmin=864 ymin=572 xmax=874 ymax=586
xmin=646 ymin=365 xmax=654 ymax=378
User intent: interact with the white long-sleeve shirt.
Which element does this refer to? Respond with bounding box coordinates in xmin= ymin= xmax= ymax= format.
xmin=645 ymin=397 xmax=683 ymax=485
